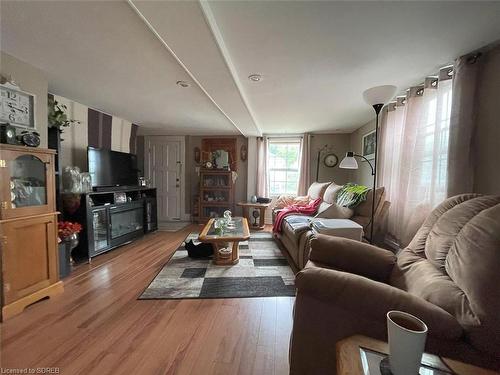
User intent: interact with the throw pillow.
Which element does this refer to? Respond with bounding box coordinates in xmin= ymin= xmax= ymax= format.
xmin=307 ymin=181 xmax=331 ymax=200
xmin=322 ymin=183 xmax=343 ymax=204
xmin=315 ymin=202 xmax=354 ymax=219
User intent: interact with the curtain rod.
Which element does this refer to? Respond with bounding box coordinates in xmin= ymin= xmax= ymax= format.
xmin=264 ymin=134 xmax=303 ymax=139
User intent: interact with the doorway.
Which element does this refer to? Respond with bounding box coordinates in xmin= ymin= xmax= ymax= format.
xmin=144 ymin=136 xmax=185 ymax=222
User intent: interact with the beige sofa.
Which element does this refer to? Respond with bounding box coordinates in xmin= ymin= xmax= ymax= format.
xmin=289 ymin=194 xmax=500 ymax=374
xmin=274 ymin=182 xmax=389 ymax=270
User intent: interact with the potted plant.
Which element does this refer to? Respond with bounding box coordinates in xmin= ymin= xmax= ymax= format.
xmin=57 ymin=221 xmax=83 ymax=278
xmin=48 ymin=96 xmax=81 ymax=132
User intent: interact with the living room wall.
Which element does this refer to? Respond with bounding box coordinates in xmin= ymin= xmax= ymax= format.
xmin=349 ymin=120 xmax=376 ymax=187
xmin=50 ymin=94 xmax=139 ymax=172
xmin=0 ymin=52 xmax=49 ymax=148
xmin=310 ymin=133 xmax=351 ymax=185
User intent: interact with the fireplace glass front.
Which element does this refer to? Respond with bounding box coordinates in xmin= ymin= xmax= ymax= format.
xmin=110 ymin=206 xmax=143 ymax=239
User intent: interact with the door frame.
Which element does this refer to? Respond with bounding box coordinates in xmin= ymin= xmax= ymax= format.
xmin=144 ymin=135 xmax=187 ymax=221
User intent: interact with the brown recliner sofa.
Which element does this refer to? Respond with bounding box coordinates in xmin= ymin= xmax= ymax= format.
xmin=290 ymin=194 xmax=500 ymax=374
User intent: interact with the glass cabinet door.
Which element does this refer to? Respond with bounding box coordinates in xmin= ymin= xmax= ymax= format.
xmin=9 ymin=154 xmax=47 ymax=208
xmin=0 ymin=148 xmax=55 ymax=220
xmin=92 ymin=208 xmax=109 ymax=253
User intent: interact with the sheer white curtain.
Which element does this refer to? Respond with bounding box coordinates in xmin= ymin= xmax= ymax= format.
xmin=378 ymin=100 xmax=405 ymax=240
xmin=379 ymin=69 xmax=453 ymax=246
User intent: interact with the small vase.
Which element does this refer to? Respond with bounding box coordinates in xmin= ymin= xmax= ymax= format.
xmin=64 ymin=233 xmax=79 ymax=264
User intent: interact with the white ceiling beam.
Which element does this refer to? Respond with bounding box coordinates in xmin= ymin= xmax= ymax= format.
xmin=127 ymin=0 xmax=250 ymax=136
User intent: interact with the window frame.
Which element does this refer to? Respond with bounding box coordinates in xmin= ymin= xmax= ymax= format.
xmin=266 ymin=137 xmax=302 ymax=197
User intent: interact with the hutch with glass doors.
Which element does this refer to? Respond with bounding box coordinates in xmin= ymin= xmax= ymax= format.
xmin=199 ymin=169 xmax=235 ymax=222
xmin=0 ymin=144 xmax=63 ymax=321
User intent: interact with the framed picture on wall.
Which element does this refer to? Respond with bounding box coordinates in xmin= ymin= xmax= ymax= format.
xmin=362 ymin=130 xmax=376 ymax=160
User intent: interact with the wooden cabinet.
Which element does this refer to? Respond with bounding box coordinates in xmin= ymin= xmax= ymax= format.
xmin=199 ymin=169 xmax=235 ymax=222
xmin=0 ymin=145 xmax=63 ymax=320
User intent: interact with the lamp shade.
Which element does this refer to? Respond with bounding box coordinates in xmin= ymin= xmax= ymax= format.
xmin=339 ymin=152 xmax=359 ymax=169
xmin=363 ymin=85 xmax=397 ymax=106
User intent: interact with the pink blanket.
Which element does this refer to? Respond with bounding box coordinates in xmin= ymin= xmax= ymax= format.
xmin=272 ymin=198 xmax=322 ymax=233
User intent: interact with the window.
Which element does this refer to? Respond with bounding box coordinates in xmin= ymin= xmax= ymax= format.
xmin=411 ymin=79 xmax=452 ymax=206
xmin=267 ymin=139 xmax=301 ymax=196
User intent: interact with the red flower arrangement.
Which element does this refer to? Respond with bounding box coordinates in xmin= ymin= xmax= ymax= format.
xmin=58 ymin=221 xmax=82 ymax=241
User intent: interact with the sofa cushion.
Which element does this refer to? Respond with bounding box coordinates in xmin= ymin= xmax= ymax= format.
xmin=354 ymin=187 xmax=385 ymax=217
xmin=322 ymin=183 xmax=343 ymax=204
xmin=310 ymin=219 xmax=363 ymax=241
xmin=282 ymin=215 xmax=312 ymax=237
xmin=307 ymin=182 xmax=331 ymax=200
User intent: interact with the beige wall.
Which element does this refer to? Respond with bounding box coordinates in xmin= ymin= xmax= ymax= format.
xmin=310 ymin=133 xmax=351 ymax=185
xmin=348 ymin=119 xmax=376 ymax=187
xmin=52 ymin=95 xmax=88 ymax=170
xmin=473 ymin=46 xmax=500 ymax=194
xmin=1 ymin=52 xmax=49 ymax=148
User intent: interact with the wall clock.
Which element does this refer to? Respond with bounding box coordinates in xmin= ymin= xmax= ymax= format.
xmin=324 ymin=153 xmax=339 ymax=168
xmin=0 ymin=82 xmax=36 ymax=129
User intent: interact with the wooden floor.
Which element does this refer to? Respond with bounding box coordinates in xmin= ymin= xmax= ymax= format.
xmin=0 ymin=225 xmax=294 ymax=375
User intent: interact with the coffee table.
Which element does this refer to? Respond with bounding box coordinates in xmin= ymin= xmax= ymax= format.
xmin=198 ymin=217 xmax=250 ymax=265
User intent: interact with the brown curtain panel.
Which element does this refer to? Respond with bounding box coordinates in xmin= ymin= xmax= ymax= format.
xmin=297 ymin=133 xmax=311 ymax=196
xmin=256 ymin=136 xmax=268 ymax=197
xmin=447 ymin=52 xmax=483 ymax=197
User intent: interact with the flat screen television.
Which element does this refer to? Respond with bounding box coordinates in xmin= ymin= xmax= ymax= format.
xmin=88 ymin=147 xmax=139 ymax=188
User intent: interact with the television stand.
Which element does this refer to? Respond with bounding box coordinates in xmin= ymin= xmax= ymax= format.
xmin=92 ymin=185 xmax=140 ymax=192
xmin=61 ymin=187 xmax=157 ymax=262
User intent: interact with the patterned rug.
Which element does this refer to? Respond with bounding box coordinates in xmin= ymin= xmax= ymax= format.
xmin=139 ymin=231 xmax=295 ymax=299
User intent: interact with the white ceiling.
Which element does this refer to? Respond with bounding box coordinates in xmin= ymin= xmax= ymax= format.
xmin=2 ymin=1 xmax=500 ymax=136
xmin=0 ymin=0 xmax=239 ymax=135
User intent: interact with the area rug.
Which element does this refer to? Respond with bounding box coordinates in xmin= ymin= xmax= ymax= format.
xmin=139 ymin=231 xmax=295 ymax=299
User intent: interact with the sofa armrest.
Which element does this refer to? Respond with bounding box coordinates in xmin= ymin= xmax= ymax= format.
xmin=296 ymin=266 xmax=463 ymax=341
xmin=309 ymin=234 xmax=396 ymax=282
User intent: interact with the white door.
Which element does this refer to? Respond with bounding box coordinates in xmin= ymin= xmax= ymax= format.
xmin=145 ymin=137 xmax=184 ymax=221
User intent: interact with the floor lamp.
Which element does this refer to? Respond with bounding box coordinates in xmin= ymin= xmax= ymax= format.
xmin=339 ymin=85 xmax=397 ymax=243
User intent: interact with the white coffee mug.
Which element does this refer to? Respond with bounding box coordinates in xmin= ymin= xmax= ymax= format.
xmin=387 ymin=310 xmax=428 ymax=375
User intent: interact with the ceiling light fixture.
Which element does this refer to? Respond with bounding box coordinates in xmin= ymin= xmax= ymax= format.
xmin=176 ymin=80 xmax=190 ymax=88
xmin=248 ymin=74 xmax=262 ymax=82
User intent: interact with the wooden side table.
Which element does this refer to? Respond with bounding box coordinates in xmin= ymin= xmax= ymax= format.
xmin=237 ymin=202 xmax=270 ymax=230
xmin=336 ymin=335 xmax=498 ymax=375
